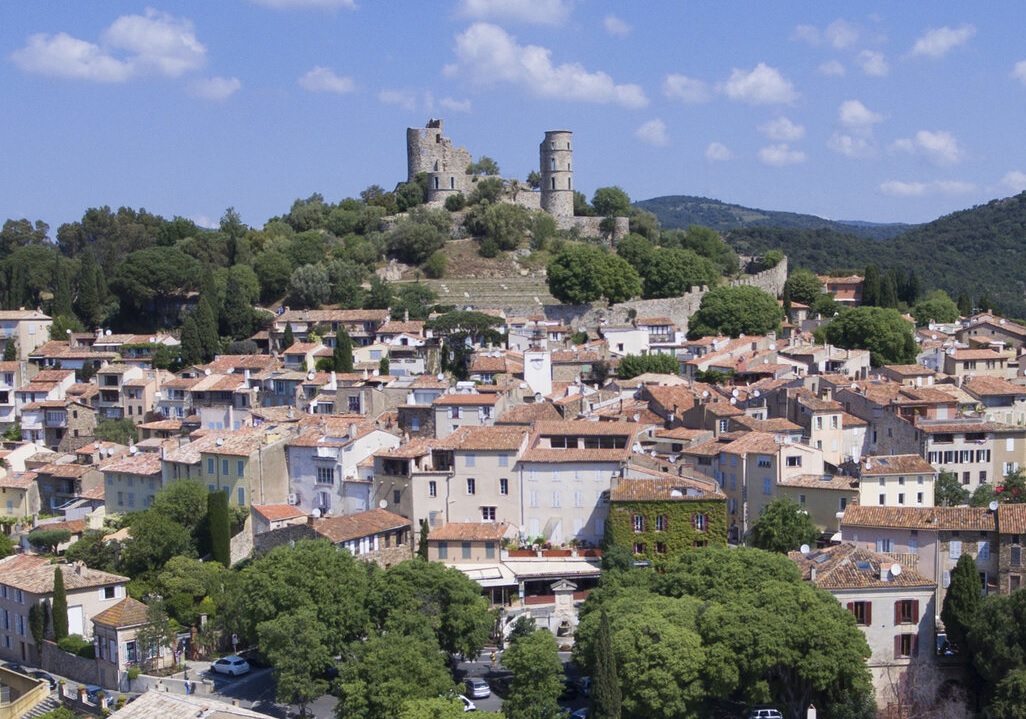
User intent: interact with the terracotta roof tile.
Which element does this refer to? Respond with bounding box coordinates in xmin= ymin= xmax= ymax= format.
xmin=428 ymin=522 xmax=513 ymax=541
xmin=92 ymin=596 xmax=151 ymax=628
xmin=841 ymin=505 xmax=996 ymax=532
xmin=0 ymin=555 xmax=127 ymax=594
xmin=252 ymin=504 xmax=306 ymax=522
xmin=861 ymin=455 xmax=936 ymax=475
xmin=789 ymin=543 xmax=933 ymax=590
xmin=312 ymin=509 xmax=410 ymax=543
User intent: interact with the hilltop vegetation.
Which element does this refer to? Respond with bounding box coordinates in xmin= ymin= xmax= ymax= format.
xmin=644 ymin=192 xmax=1026 ymax=319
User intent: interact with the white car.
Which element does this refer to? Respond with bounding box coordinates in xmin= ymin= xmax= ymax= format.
xmin=458 ymin=695 xmax=476 ymax=712
xmin=212 ymin=655 xmax=251 ymax=676
xmin=465 ymin=678 xmax=491 ymax=699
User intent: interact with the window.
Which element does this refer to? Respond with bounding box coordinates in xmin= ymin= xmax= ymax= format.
xmin=438 ymin=542 xmax=448 ymax=559
xmin=786 ymin=456 xmax=802 ymax=467
xmin=763 ymin=478 xmax=772 ymax=495
xmin=917 ymin=492 xmax=924 ymax=504
xmin=655 ymin=515 xmax=668 ymax=532
xmin=393 ymin=489 xmax=401 ymax=504
xmin=237 ymin=460 xmax=245 ymax=476
xmin=1011 ymin=575 xmax=1022 ymax=592
xmin=1012 ymin=545 xmax=1022 ymax=568
xmin=316 ymin=467 xmax=335 ymax=485
xmin=482 ymin=506 xmax=496 ymax=521
xmin=798 ymin=494 xmax=807 ymax=507
xmin=878 ymin=493 xmax=886 ymax=505
xmin=656 ymin=542 xmax=667 ymax=554
xmin=428 ymin=481 xmax=437 ymax=498
xmin=898 ymin=493 xmax=905 ymax=505
xmin=485 ymin=542 xmax=495 ymax=559
xmin=950 ymin=539 xmax=962 ymax=559
xmin=849 ymin=601 xmax=871 ymax=626
xmin=551 ymin=491 xmax=561 ymax=508
xmin=467 ymin=478 xmax=476 ymax=495
xmin=895 ymin=599 xmax=919 ymax=625
xmin=237 ymin=487 xmax=245 ymax=505
xmin=876 ymin=538 xmax=893 ymax=553
xmin=462 ymin=542 xmax=471 ymax=559
xmin=978 ymin=540 xmax=990 ymax=560
xmin=498 ymin=454 xmax=509 ymax=468
xmin=348 ymin=396 xmax=361 ymax=413
xmin=632 ymin=514 xmax=645 ymax=532
xmin=206 ymin=458 xmax=215 ymax=474
xmin=102 ymin=586 xmax=116 ymax=600
xmin=410 ymin=417 xmax=420 ymax=432
xmin=896 ymin=633 xmax=917 ymax=658
xmin=499 ymin=478 xmax=508 ymax=496
xmin=692 ymin=514 xmax=707 ymax=531
xmin=632 ymin=542 xmax=646 ymax=555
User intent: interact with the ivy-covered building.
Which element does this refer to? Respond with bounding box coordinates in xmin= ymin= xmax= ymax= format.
xmin=606 ymin=469 xmax=727 ymax=566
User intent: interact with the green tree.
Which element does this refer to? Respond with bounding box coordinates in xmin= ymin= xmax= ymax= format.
xmin=178 ymin=316 xmax=203 ymax=367
xmin=615 ymin=234 xmax=656 ymax=275
xmin=0 ymin=532 xmax=14 ymax=559
xmin=2 ymin=338 xmax=16 ymax=362
xmin=998 ymin=469 xmax=1026 ymax=503
xmin=336 ymin=633 xmax=455 ymax=719
xmin=465 ymin=202 xmax=531 ymax=253
xmin=52 ymin=567 xmax=69 ymax=640
xmin=818 ymin=306 xmax=916 ymax=366
xmin=861 ymin=264 xmax=881 ymax=307
xmin=134 ymin=598 xmax=177 ymax=672
xmin=749 ymin=497 xmax=820 ymax=553
xmin=154 ymin=480 xmax=217 ymax=538
xmin=283 ymin=322 xmax=295 ymax=350
xmin=417 ymin=520 xmax=429 ymax=561
xmin=27 ymin=528 xmax=72 ymax=555
xmin=121 ymin=510 xmax=196 ymax=578
xmin=935 ymin=470 xmax=970 ymax=506
xmin=259 ymin=609 xmax=332 ymax=717
xmin=288 ymin=264 xmax=331 ymax=309
xmin=108 ymin=246 xmax=198 ymax=316
xmin=334 ymin=327 xmax=355 ymax=373
xmin=326 ymin=260 xmax=367 ymax=308
xmin=591 ymin=609 xmax=621 ymax=719
xmin=29 ymin=601 xmax=47 ymax=646
xmin=992 ymin=669 xmax=1026 ymax=719
xmin=468 ymin=177 xmax=506 ymax=206
xmin=378 ymin=357 xmax=390 ymax=376
xmin=423 ymin=251 xmax=447 ymax=279
xmin=942 ymin=553 xmax=982 ymax=653
xmin=364 ymin=276 xmax=394 ymax=310
xmin=672 ymin=225 xmax=739 ymax=277
xmin=547 ymin=245 xmax=641 ymax=305
xmin=783 ymin=268 xmax=823 ymax=306
xmin=911 ymin=290 xmax=961 ymax=326
xmin=467 ymin=156 xmax=501 ymax=176
xmin=95 ymin=418 xmax=138 ymax=445
xmin=195 ymin=295 xmax=220 ymax=360
xmin=208 ymin=490 xmax=230 ymax=568
xmin=388 ymin=216 xmax=448 ymax=266
xmin=616 ymin=354 xmax=679 ymax=379
xmin=220 ymin=267 xmax=258 ymax=340
xmin=970 ymin=483 xmax=997 ymax=508
xmin=392 ymin=284 xmax=438 ymax=322
xmin=64 ymin=529 xmax=118 ymax=572
xmin=641 ymin=248 xmax=718 ymax=299
xmin=502 ymin=629 xmax=563 ymax=719
xmin=254 ymin=250 xmax=293 ymax=303
xmin=687 ymin=285 xmax=784 ymax=339
xmin=591 ymin=187 xmax=632 ymax=217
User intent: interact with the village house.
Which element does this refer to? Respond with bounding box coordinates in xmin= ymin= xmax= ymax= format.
xmin=93 ymin=596 xmax=175 ymax=691
xmin=857 ymin=454 xmax=938 ymax=508
xmin=0 ymin=310 xmax=52 ymax=361
xmin=102 ymin=450 xmax=163 ymax=514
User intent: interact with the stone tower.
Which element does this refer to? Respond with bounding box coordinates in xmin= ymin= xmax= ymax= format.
xmin=406 ymin=119 xmax=472 ymax=203
xmin=539 ymin=130 xmax=573 ymax=218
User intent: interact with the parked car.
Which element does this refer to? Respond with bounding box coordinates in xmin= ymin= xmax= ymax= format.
xmin=30 ymin=670 xmax=57 ymax=690
xmin=570 ymin=709 xmax=589 ymax=719
xmin=465 ymin=678 xmax=491 ymax=699
xmin=574 ymin=676 xmax=592 ymax=697
xmin=212 ymin=655 xmax=251 ymax=676
xmin=85 ymin=685 xmax=104 ymax=702
xmin=745 ymin=709 xmax=784 ymax=719
xmin=1 ymin=662 xmax=26 ymax=675
xmin=458 ymin=695 xmax=476 ymax=712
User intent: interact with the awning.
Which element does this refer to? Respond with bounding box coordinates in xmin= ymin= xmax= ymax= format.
xmin=447 ymin=562 xmax=517 ymax=588
xmin=502 ymin=558 xmax=602 ymax=582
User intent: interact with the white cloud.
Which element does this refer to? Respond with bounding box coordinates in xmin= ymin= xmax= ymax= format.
xmin=11 ymin=32 xmax=132 ymax=82
xmin=705 ymin=142 xmax=732 ymax=162
xmin=447 ymin=23 xmax=647 ymax=108
xmin=758 ymin=144 xmax=806 ymax=166
xmin=720 ymin=63 xmax=797 ymax=105
xmin=890 ymin=130 xmax=965 ymax=166
xmin=663 ymin=74 xmax=710 ymax=103
xmin=856 ymin=50 xmax=888 ymax=76
xmin=440 ymin=96 xmax=472 ymax=112
xmin=879 ymin=179 xmax=975 ymax=197
xmin=824 ymin=19 xmax=859 ymax=49
xmin=1012 ymin=60 xmax=1026 ymax=85
xmin=999 ymin=170 xmax=1026 ymax=194
xmin=12 ymin=9 xmax=206 ymax=82
xmin=827 ymin=134 xmax=873 ymax=158
xmin=188 ymin=76 xmax=240 ymax=100
xmin=378 ymin=89 xmax=422 ymax=112
xmin=838 ymin=99 xmax=883 ymax=130
xmin=635 ymin=119 xmax=668 ymax=147
xmin=759 ymin=116 xmax=805 ymax=142
xmin=604 ymin=15 xmax=631 ymax=37
xmin=250 ymin=0 xmax=356 ymax=8
xmin=819 ymin=60 xmax=845 ymax=77
xmin=791 ymin=24 xmax=820 ymax=45
xmin=909 ymin=24 xmax=976 ymax=59
xmin=456 ymin=0 xmax=571 ymax=26
xmin=299 ymin=66 xmax=355 ymax=93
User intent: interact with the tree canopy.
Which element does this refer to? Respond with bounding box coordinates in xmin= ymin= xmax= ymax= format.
xmin=748 ymin=497 xmax=820 ymax=553
xmin=783 ymin=268 xmax=823 ymax=306
xmin=817 ymin=306 xmax=917 ymax=367
xmin=547 ymin=245 xmax=641 ymax=305
xmin=687 ymin=285 xmax=784 ymax=339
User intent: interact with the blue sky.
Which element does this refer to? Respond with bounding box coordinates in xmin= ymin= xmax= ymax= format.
xmin=4 ymin=1 xmax=1026 ymax=232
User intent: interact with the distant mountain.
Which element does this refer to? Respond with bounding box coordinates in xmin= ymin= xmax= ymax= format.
xmin=635 ymin=195 xmax=914 ymax=241
xmin=650 ymin=192 xmax=1026 ymax=319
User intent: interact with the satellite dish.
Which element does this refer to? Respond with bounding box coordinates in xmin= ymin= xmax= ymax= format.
xmin=632 ymin=413 xmax=641 ymax=422
xmin=730 ymin=397 xmax=737 ymax=405
xmin=378 ymin=499 xmax=389 ymax=509
xmin=308 ymin=370 xmax=316 ymax=380
xmin=215 ymin=438 xmax=224 ymax=446
xmin=437 ymin=373 xmax=445 ymax=381
xmin=768 ymin=343 xmax=777 ymax=351
xmin=890 ymin=563 xmax=902 ymax=576
xmin=702 ymin=390 xmax=710 ymax=399
xmin=989 ymin=500 xmax=1000 ymax=512
xmin=799 ymin=544 xmax=811 ymax=554
xmin=311 ymin=508 xmax=321 ymax=518
xmin=105 ymin=329 xmax=112 ymax=336
xmin=204 ymin=368 xmax=211 ymax=375
xmin=731 ymin=388 xmax=740 ymax=398
xmin=66 ymin=328 xmax=72 ymax=335
xmin=753 ymin=389 xmax=761 ymax=398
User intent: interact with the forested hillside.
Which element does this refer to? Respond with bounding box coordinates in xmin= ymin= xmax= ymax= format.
xmin=643 ymin=192 xmax=1026 ymax=319
xmin=635 ymin=195 xmax=913 ymax=240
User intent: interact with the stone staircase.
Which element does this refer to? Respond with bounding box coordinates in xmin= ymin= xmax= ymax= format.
xmin=19 ymin=694 xmax=60 ymax=719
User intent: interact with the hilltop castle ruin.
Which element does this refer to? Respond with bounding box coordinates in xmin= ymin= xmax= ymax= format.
xmin=406 ymin=120 xmax=625 ymax=239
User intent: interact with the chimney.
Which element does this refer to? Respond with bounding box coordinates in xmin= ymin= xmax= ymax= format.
xmin=880 ymin=563 xmax=891 ymax=582
xmin=810 ymin=567 xmax=817 ymax=582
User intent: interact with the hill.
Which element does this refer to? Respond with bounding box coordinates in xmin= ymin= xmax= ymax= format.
xmin=635 ymin=195 xmax=914 ymax=240
xmin=669 ymin=193 xmax=1026 ymax=319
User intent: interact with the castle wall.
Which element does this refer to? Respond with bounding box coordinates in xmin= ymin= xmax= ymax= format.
xmin=407 ymin=120 xmax=472 ymax=202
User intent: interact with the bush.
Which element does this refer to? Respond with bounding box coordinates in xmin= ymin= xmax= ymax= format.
xmin=58 ymin=634 xmax=96 ymax=659
xmin=444 ymin=194 xmax=466 ymax=212
xmin=423 ymin=251 xmax=447 ymax=279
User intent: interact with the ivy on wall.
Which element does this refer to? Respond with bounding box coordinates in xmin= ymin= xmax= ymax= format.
xmin=606 ymin=498 xmax=727 ymax=567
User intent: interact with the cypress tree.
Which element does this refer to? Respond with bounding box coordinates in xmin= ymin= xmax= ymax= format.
xmin=52 ymin=567 xmax=68 ymax=640
xmin=283 ymin=322 xmax=295 ymax=351
xmin=2 ymin=337 xmax=16 ymax=362
xmin=52 ymin=256 xmax=74 ymax=319
xmin=417 ymin=520 xmax=429 ymax=560
xmin=591 ymin=608 xmax=621 ymax=719
xmin=208 ymin=489 xmax=231 ymax=568
xmin=195 ymin=296 xmax=220 ymax=361
xmin=76 ymin=253 xmax=101 ymax=327
xmin=941 ymin=553 xmax=982 ymax=653
xmin=334 ymin=327 xmax=354 ymax=373
xmin=29 ymin=602 xmax=45 ymax=646
xmin=221 ymin=272 xmax=254 ymax=340
xmin=957 ymin=293 xmax=973 ymax=317
xmin=179 ymin=316 xmax=203 ymax=367
xmin=862 ymin=264 xmax=881 ymax=307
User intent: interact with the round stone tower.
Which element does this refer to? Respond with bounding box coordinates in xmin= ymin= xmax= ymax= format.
xmin=539 ymin=130 xmax=573 ymax=218
xmin=407 ymin=119 xmax=472 ymax=203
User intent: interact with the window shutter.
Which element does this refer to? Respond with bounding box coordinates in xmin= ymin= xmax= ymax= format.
xmin=866 ymin=602 xmax=872 ymax=626
xmin=894 ymin=601 xmax=901 ymax=625
xmin=912 ymin=600 xmax=920 ymax=624
xmin=847 ymin=601 xmax=854 ymax=616
xmin=894 ymin=635 xmax=901 ymax=659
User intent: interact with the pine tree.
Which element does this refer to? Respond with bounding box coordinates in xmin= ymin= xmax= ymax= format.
xmin=334 ymin=327 xmax=354 ymax=373
xmin=591 ymin=608 xmax=621 ymax=719
xmin=283 ymin=322 xmax=295 ymax=351
xmin=941 ymin=553 xmax=982 ymax=653
xmin=208 ymin=489 xmax=231 ymax=568
xmin=52 ymin=567 xmax=69 ymax=640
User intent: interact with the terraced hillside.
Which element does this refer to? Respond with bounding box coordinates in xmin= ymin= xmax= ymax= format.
xmin=402 ymin=275 xmax=557 ymax=310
